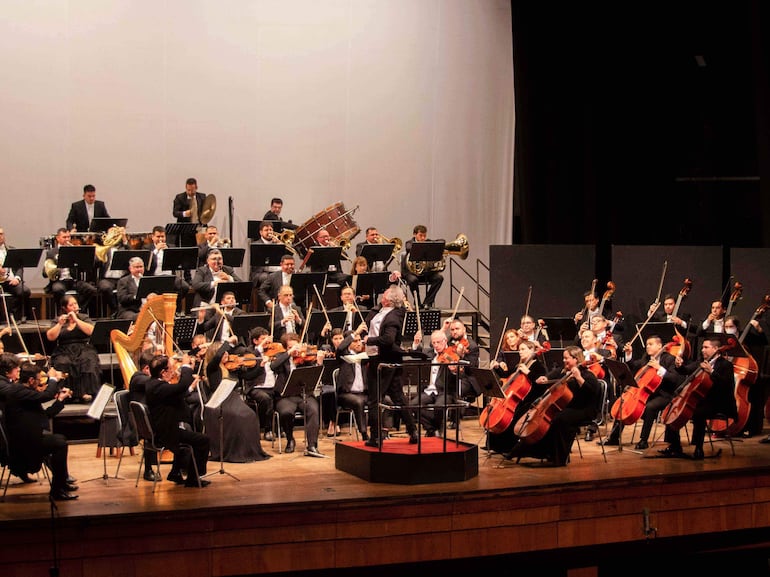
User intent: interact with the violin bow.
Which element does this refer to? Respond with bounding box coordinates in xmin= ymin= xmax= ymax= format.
xmin=448 ymin=286 xmax=465 ymax=324
xmin=30 ymin=307 xmax=50 ymax=368
xmin=653 ymin=260 xmax=668 ymax=307
xmin=147 ymin=307 xmax=187 ymax=358
xmin=524 ymin=286 xmax=532 ymax=318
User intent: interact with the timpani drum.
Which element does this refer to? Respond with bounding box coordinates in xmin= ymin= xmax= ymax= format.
xmin=293 ymin=202 xmax=360 ymax=254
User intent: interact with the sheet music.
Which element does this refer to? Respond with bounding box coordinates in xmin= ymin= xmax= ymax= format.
xmin=87 ymin=384 xmax=115 ymax=420
xmin=205 ymin=377 xmax=237 ymax=409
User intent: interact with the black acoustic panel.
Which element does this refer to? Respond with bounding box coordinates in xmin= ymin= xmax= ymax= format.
xmin=490 ymin=245 xmax=595 ymax=352
xmin=611 ymin=245 xmax=723 ymax=340
xmin=730 ymin=248 xmax=770 ymax=320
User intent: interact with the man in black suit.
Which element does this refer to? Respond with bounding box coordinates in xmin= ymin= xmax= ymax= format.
xmin=258 ymin=253 xmax=295 ymax=311
xmin=128 ymin=350 xmax=161 ymax=482
xmin=361 ymin=284 xmax=418 ymax=446
xmin=66 ymin=184 xmax=110 ymax=233
xmin=115 ymin=256 xmax=145 ymax=320
xmin=0 ymin=355 xmax=78 ymax=500
xmin=262 ymin=197 xmax=297 ymax=230
xmin=172 ymin=177 xmax=206 ymax=247
xmin=0 ymin=227 xmax=31 ymax=322
xmin=190 ymin=248 xmax=241 ymax=308
xmin=43 ymin=228 xmax=98 ymax=314
xmin=146 ymin=225 xmax=191 ymax=310
xmin=145 ymin=354 xmax=210 ymax=487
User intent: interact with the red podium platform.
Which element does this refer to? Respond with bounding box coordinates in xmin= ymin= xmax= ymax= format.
xmin=335 ymin=436 xmax=479 ymax=484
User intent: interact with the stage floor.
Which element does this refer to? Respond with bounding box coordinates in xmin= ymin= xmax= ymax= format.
xmin=4 ymin=416 xmax=770 ymax=577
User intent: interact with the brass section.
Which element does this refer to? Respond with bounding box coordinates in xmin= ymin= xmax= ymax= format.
xmin=110 ymin=293 xmax=177 ymax=388
xmin=95 ymin=226 xmax=126 ymax=263
xmin=44 ymin=257 xmax=59 ymax=281
xmin=406 ymin=233 xmax=469 ymax=275
xmin=380 ymin=235 xmax=403 ymax=259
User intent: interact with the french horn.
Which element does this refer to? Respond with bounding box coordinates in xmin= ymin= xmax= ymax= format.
xmin=44 ymin=256 xmax=59 ymax=281
xmin=95 ymin=226 xmax=127 ymax=263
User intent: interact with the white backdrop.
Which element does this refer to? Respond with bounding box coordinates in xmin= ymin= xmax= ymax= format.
xmin=0 ymin=0 xmax=514 ymax=306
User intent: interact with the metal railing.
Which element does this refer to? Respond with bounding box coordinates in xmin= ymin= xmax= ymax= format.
xmin=448 ymin=257 xmax=490 ymax=339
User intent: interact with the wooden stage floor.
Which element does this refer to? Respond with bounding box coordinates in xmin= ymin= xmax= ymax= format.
xmin=4 ymin=416 xmax=770 ymax=577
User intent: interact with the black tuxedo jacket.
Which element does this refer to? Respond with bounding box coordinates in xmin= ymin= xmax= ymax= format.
xmin=145 ymin=366 xmax=195 ymax=448
xmin=116 ymin=274 xmax=143 ymax=316
xmin=66 ymin=199 xmax=109 ymax=232
xmin=190 ymin=264 xmax=241 ymax=306
xmin=364 ymin=306 xmax=405 ymax=364
xmin=173 ymin=192 xmax=206 ymax=224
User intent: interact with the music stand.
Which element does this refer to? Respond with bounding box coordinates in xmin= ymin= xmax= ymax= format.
xmin=161 ymin=247 xmax=198 ymax=273
xmin=203 ymin=378 xmax=240 ymax=481
xmin=407 ymin=241 xmax=444 ymax=267
xmin=165 ymin=223 xmax=199 ymax=247
xmin=502 ymin=351 xmax=521 ymax=369
xmin=83 ymin=384 xmax=119 ymax=484
xmin=214 ymin=281 xmax=253 ymax=309
xmin=305 ymin=246 xmax=342 ymax=271
xmin=291 ymin=272 xmax=326 ymax=310
xmin=4 ymin=248 xmax=43 ymax=273
xmin=89 ymin=217 xmax=128 ymax=233
xmin=541 ymin=348 xmax=566 ymax=371
xmin=352 ymin=272 xmax=389 ymax=303
xmin=136 ymin=276 xmax=177 ymax=299
xmin=306 ymin=310 xmax=347 ymax=342
xmin=541 ymin=317 xmax=578 ymax=348
xmin=360 ymin=243 xmax=395 ymax=267
xmin=173 ymin=315 xmax=198 ymax=350
xmin=58 ymin=245 xmax=96 ymax=280
xmin=402 ymin=309 xmax=441 ymax=339
xmin=219 ymin=248 xmax=245 ymax=268
xmin=230 ymin=313 xmax=270 ymax=342
xmin=110 ymin=249 xmax=152 ymax=271
xmin=281 ymin=364 xmax=326 ymax=457
xmin=603 ymin=359 xmax=638 ymax=453
xmin=250 ymin=243 xmax=290 ymax=267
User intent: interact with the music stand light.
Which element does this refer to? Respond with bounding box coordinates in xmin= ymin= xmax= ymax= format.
xmin=161 ymin=247 xmax=198 ymax=273
xmin=218 ymin=248 xmax=245 ymax=268
xmin=89 ymin=217 xmax=128 ymax=233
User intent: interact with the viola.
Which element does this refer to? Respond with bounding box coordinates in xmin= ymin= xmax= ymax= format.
xmin=436 ymin=348 xmax=461 ymax=364
xmin=224 ymin=353 xmax=259 ymax=371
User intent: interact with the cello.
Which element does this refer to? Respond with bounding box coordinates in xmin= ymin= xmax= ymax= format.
xmin=481 ymin=355 xmax=538 ymax=434
xmin=661 ymin=338 xmax=736 ymax=430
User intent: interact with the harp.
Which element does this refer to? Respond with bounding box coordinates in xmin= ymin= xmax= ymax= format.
xmin=110 ymin=293 xmax=177 ymax=387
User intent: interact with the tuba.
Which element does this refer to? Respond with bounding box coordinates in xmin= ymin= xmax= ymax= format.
xmin=95 ymin=226 xmax=126 ymax=263
xmin=407 ymin=233 xmax=469 ymax=275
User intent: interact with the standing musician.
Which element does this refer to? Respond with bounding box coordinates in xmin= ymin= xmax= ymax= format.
xmin=147 ymin=225 xmax=191 ymax=311
xmin=43 ymin=228 xmax=98 ymax=315
xmin=361 ymin=284 xmax=419 ymax=447
xmin=601 ymin=335 xmax=682 ymax=449
xmin=66 ymin=184 xmax=110 ymax=233
xmin=269 ymin=331 xmax=325 ymax=457
xmin=511 ymin=346 xmax=601 ymax=467
xmin=0 ymin=227 xmax=31 ymax=323
xmin=0 ymin=356 xmax=77 ymax=500
xmin=262 ymin=197 xmax=297 ymax=230
xmin=190 ymin=248 xmax=241 ymax=308
xmin=486 ymin=340 xmax=547 ymax=458
xmin=658 ymin=337 xmax=736 ymax=460
xmin=401 ymin=225 xmax=443 ymax=310
xmin=146 ymin=354 xmax=211 ymax=487
xmin=171 ymin=177 xmax=206 ymax=247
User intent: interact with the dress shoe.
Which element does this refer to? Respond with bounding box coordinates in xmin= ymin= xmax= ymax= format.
xmin=657 ymin=446 xmax=684 ymax=458
xmin=364 ymin=437 xmax=380 ymax=448
xmin=409 ymin=433 xmax=419 ymax=444
xmin=584 ymin=430 xmax=594 ymax=442
xmin=598 ymin=437 xmax=619 ymax=446
xmin=284 ymin=439 xmax=296 ymax=453
xmin=185 ymin=479 xmax=211 ymax=488
xmin=634 ymin=440 xmax=649 ymax=450
xmin=305 ymin=446 xmax=325 ymax=458
xmin=64 ymin=483 xmax=79 ymax=492
xmin=167 ymin=472 xmax=186 ymax=485
xmin=50 ymin=489 xmax=78 ymax=501
xmin=143 ymin=471 xmax=162 ymax=482
xmin=66 ymin=475 xmax=78 ymax=484
xmin=15 ymin=472 xmax=36 ymax=484
xmin=361 ymin=431 xmax=369 ymax=441
xmin=692 ymin=447 xmax=705 ymax=460
xmin=264 ymin=431 xmax=274 ymax=442
xmin=425 ymin=428 xmax=436 ymax=437
xmin=760 ymin=435 xmax=770 ymax=444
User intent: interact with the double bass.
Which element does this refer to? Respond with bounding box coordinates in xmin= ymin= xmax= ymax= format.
xmin=662 ymin=278 xmax=693 ymax=360
xmin=661 ymin=338 xmax=736 ymax=430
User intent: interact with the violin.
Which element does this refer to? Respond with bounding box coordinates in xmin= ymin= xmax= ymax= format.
xmin=436 ymin=347 xmax=461 ymax=364
xmin=224 ymin=353 xmax=259 ymax=371
xmin=262 ymin=342 xmax=286 ymax=358
xmin=292 ymin=344 xmax=319 ymax=365
xmin=446 ymin=337 xmax=469 ymax=359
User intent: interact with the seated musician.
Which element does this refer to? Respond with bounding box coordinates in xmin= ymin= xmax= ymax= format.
xmin=510 ymin=346 xmax=601 ymax=467
xmin=196 ymin=291 xmax=246 ymax=345
xmin=444 ymin=317 xmax=481 ymax=426
xmin=129 ymin=349 xmax=162 ymax=482
xmin=600 ymin=335 xmax=681 ymax=449
xmin=334 ymin=328 xmax=370 ymax=440
xmin=258 ymin=254 xmax=295 ymax=312
xmin=517 ymin=315 xmax=548 ymax=350
xmin=697 ymin=300 xmax=727 ymax=336
xmin=0 ymin=227 xmax=31 ymax=323
xmin=316 ymin=327 xmax=344 ymax=437
xmin=489 ymin=329 xmax=523 ymax=377
xmin=147 ymin=225 xmax=191 ymax=311
xmin=271 ymin=285 xmax=304 ymax=341
xmin=650 ymin=293 xmax=694 ymax=337
xmin=249 ymin=221 xmax=283 ymax=307
xmin=306 ymin=227 xmax=351 ymax=288
xmin=242 ymin=326 xmax=277 ymax=442
xmin=354 ymin=226 xmax=401 ymax=280
xmin=45 ymin=294 xmax=101 ymax=403
xmin=96 ymin=230 xmax=130 ymax=318
xmin=269 ymin=331 xmax=325 ymax=457
xmin=43 ymin=228 xmax=98 ymax=316
xmin=197 ymin=225 xmax=228 ymax=267
xmin=0 ymin=356 xmax=77 ymax=500
xmin=145 ymin=354 xmax=211 ymax=487
xmin=191 ymin=248 xmax=241 ymax=308
xmin=577 ymin=328 xmax=609 ymax=442
xmin=115 ymin=257 xmax=146 ymax=320
xmin=658 ymin=337 xmax=736 ymax=460
xmin=330 ymin=286 xmax=368 ymax=333
xmin=401 ymin=224 xmax=443 ymax=310
xmin=486 ymin=340 xmax=547 ymax=457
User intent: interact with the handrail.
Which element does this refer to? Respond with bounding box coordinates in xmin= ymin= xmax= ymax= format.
xmin=448 ymin=257 xmax=490 ymax=331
